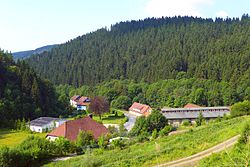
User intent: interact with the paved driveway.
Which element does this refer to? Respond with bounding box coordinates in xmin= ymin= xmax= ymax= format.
xmin=124 ymin=112 xmax=137 ymax=131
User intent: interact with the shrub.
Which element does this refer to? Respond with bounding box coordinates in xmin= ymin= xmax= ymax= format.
xmin=119 ymin=124 xmax=127 ymax=137
xmin=238 ymin=122 xmax=250 ymax=144
xmin=159 ymin=125 xmax=173 ymax=136
xmin=110 ymin=138 xmax=126 ymax=149
xmin=54 ymin=137 xmax=75 ymax=155
xmin=196 ymin=112 xmax=204 ymax=126
xmin=231 ymin=100 xmax=250 ymax=117
xmin=151 ymin=129 xmax=158 ymax=139
xmin=0 ymin=136 xmax=64 ymax=167
xmin=108 ymin=126 xmax=119 ymax=138
xmin=147 ymin=110 xmax=168 ymax=133
xmin=98 ymin=135 xmax=108 ymax=149
xmin=136 ymin=131 xmax=150 ymax=142
xmin=76 ymin=130 xmax=95 ymax=153
xmin=182 ymin=120 xmax=191 ymax=126
xmin=0 ymin=147 xmax=26 ymax=167
xmin=129 ymin=116 xmax=148 ymax=136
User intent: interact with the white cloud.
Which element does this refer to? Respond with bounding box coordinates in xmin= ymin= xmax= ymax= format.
xmin=215 ymin=10 xmax=228 ymax=18
xmin=145 ymin=0 xmax=214 ymax=17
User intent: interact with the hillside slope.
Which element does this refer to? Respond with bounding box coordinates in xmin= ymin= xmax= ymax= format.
xmin=26 ymin=16 xmax=250 ymax=87
xmin=13 ymin=44 xmax=57 ymax=60
xmin=0 ymin=50 xmax=64 ymax=127
xmin=43 ymin=116 xmax=250 ymax=167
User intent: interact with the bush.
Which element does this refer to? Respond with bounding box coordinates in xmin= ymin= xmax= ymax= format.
xmin=54 ymin=137 xmax=75 ymax=155
xmin=231 ymin=100 xmax=250 ymax=117
xmin=119 ymin=124 xmax=127 ymax=137
xmin=147 ymin=110 xmax=168 ymax=133
xmin=151 ymin=129 xmax=158 ymax=139
xmin=182 ymin=120 xmax=191 ymax=126
xmin=76 ymin=131 xmax=94 ymax=149
xmin=196 ymin=112 xmax=204 ymax=126
xmin=0 ymin=136 xmax=63 ymax=167
xmin=0 ymin=147 xmax=27 ymax=167
xmin=108 ymin=126 xmax=119 ymax=138
xmin=98 ymin=135 xmax=108 ymax=149
xmin=136 ymin=131 xmax=150 ymax=142
xmin=238 ymin=122 xmax=250 ymax=144
xmin=159 ymin=125 xmax=173 ymax=136
xmin=110 ymin=138 xmax=126 ymax=149
xmin=129 ymin=116 xmax=148 ymax=137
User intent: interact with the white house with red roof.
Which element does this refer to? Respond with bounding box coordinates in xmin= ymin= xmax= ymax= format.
xmin=129 ymin=102 xmax=152 ymax=116
xmin=70 ymin=95 xmax=91 ymax=110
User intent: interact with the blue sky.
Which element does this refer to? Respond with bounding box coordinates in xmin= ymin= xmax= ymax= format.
xmin=0 ymin=0 xmax=249 ymax=52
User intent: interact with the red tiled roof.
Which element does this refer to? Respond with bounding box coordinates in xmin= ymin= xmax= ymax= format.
xmin=78 ymin=96 xmax=89 ymax=102
xmin=70 ymin=95 xmax=81 ymax=101
xmin=184 ymin=103 xmax=201 ymax=108
xmin=76 ymin=101 xmax=90 ymax=106
xmin=47 ymin=116 xmax=109 ymax=141
xmin=129 ymin=102 xmax=152 ymax=115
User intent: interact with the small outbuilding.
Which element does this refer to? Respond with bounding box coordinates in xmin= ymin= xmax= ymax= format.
xmin=29 ymin=117 xmax=67 ymax=133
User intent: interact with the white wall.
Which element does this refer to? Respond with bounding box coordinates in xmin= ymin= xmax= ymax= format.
xmin=29 ymin=119 xmax=67 ymax=133
xmin=129 ymin=110 xmax=143 ymax=116
xmin=70 ymin=99 xmax=77 ymax=107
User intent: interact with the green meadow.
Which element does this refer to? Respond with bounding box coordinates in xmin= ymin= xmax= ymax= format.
xmin=0 ymin=129 xmax=47 ymax=147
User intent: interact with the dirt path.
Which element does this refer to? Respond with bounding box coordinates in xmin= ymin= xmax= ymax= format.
xmin=156 ymin=135 xmax=240 ymax=167
xmin=51 ymin=154 xmax=78 ymax=162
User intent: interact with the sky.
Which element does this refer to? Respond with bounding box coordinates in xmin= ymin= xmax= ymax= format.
xmin=0 ymin=0 xmax=249 ymax=52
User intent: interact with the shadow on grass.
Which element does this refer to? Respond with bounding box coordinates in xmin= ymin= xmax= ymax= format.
xmin=102 ymin=115 xmax=125 ymax=121
xmin=0 ymin=129 xmax=15 ymax=139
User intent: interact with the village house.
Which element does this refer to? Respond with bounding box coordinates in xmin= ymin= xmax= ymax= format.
xmin=129 ymin=102 xmax=152 ymax=116
xmin=161 ymin=103 xmax=230 ymax=126
xmin=46 ymin=116 xmax=109 ymax=141
xmin=29 ymin=117 xmax=67 ymax=133
xmin=70 ymin=95 xmax=91 ymax=110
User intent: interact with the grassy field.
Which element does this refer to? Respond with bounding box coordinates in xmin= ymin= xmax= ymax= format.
xmin=198 ymin=123 xmax=250 ymax=167
xmin=93 ymin=110 xmax=127 ymax=124
xmin=198 ymin=142 xmax=250 ymax=167
xmin=44 ymin=116 xmax=250 ymax=167
xmin=0 ymin=129 xmax=47 ymax=147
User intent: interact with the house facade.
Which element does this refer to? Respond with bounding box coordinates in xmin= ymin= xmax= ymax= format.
xmin=161 ymin=103 xmax=230 ymax=126
xmin=129 ymin=102 xmax=152 ymax=116
xmin=29 ymin=117 xmax=67 ymax=133
xmin=46 ymin=116 xmax=109 ymax=141
xmin=70 ymin=95 xmax=81 ymax=107
xmin=70 ymin=95 xmax=91 ymax=110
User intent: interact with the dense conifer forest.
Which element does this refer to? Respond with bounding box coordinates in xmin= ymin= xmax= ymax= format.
xmin=0 ymin=50 xmax=65 ymax=127
xmin=26 ymin=15 xmax=250 ymax=88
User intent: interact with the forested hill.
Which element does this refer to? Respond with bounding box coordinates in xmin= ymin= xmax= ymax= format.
xmin=0 ymin=50 xmax=65 ymax=127
xmin=26 ymin=15 xmax=250 ymax=87
xmin=12 ymin=44 xmax=57 ymax=60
